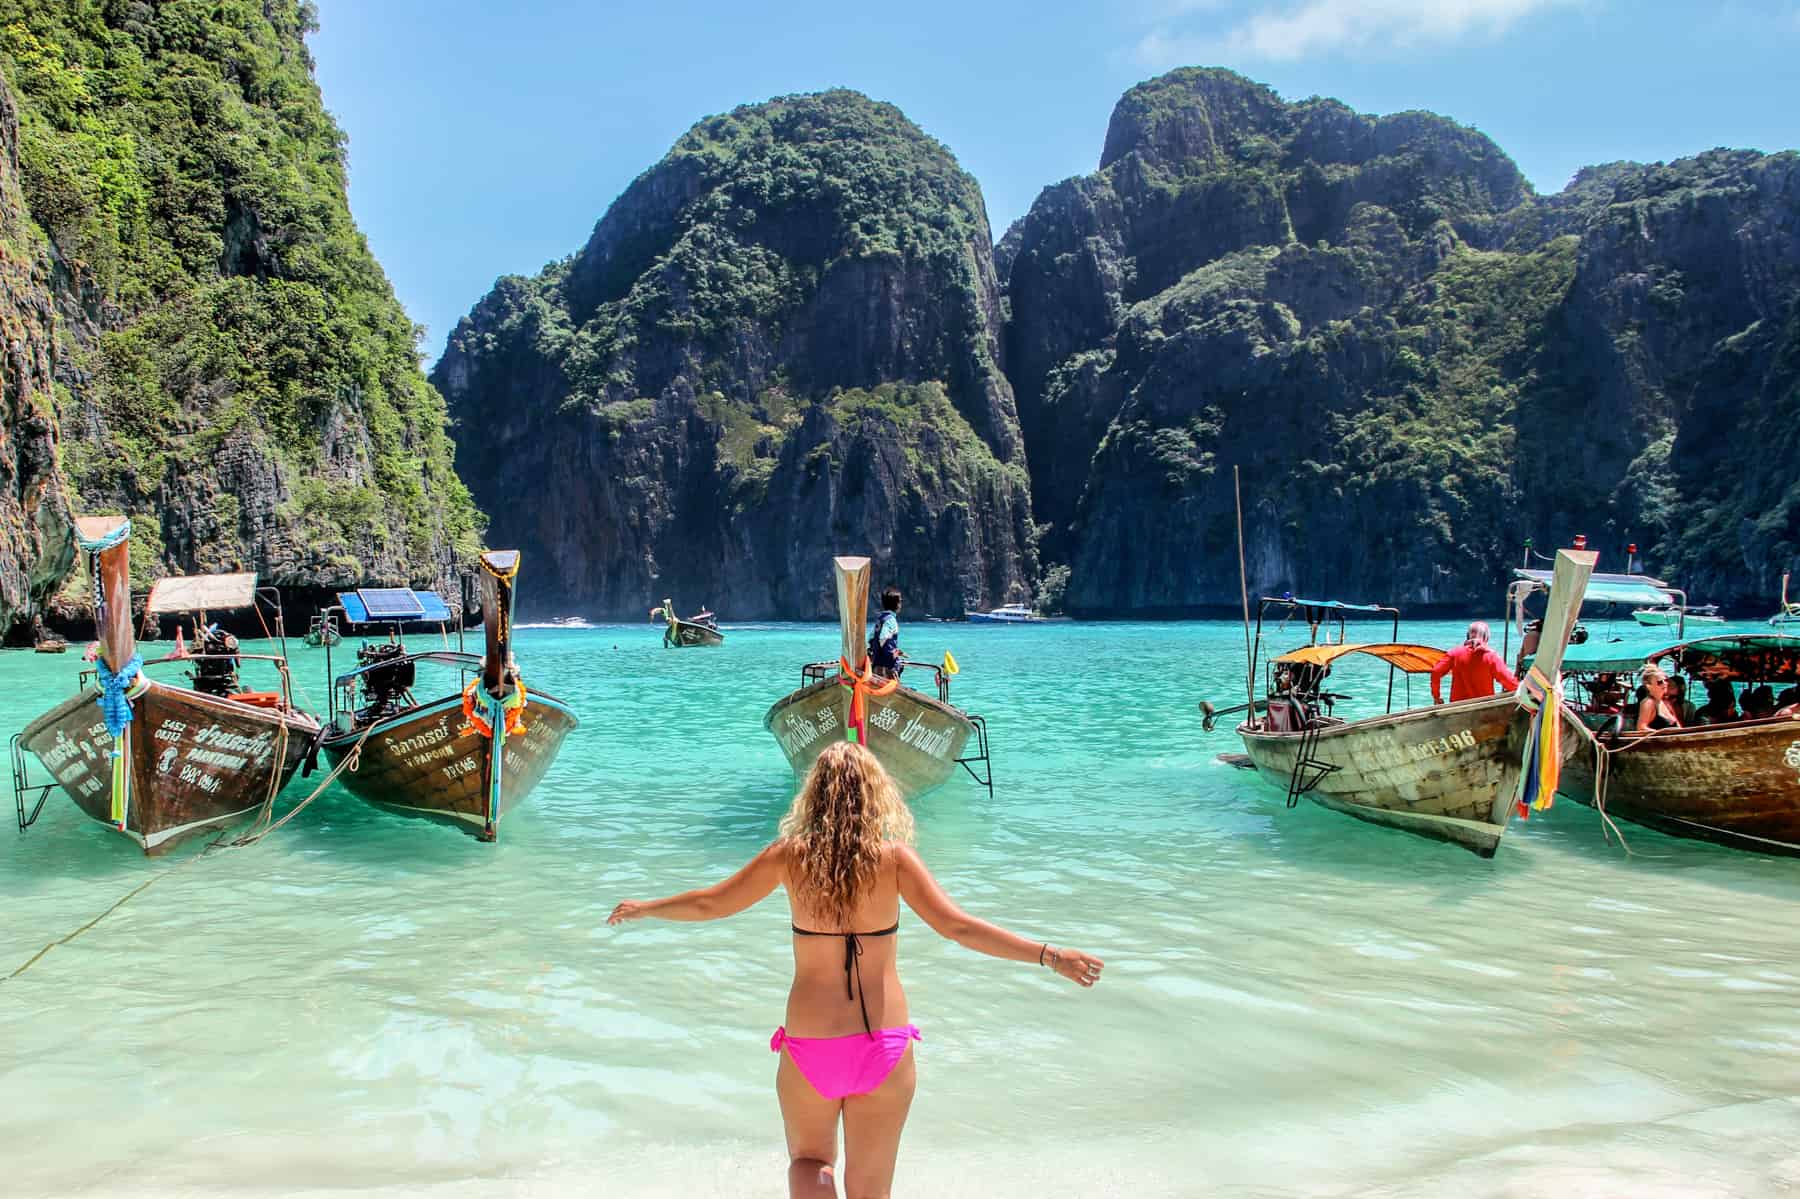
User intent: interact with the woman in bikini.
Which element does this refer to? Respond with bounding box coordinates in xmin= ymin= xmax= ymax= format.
xmin=1635 ymin=665 xmax=1684 ymax=732
xmin=608 ymin=740 xmax=1103 ymax=1198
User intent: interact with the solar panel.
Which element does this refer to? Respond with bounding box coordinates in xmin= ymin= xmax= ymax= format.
xmin=356 ymin=588 xmax=425 ymax=620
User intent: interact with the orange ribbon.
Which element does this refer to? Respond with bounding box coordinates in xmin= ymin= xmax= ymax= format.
xmin=837 ymin=656 xmax=898 ymax=743
xmin=461 ymin=676 xmax=528 ymax=739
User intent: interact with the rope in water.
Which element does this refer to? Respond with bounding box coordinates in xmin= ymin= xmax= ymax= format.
xmin=4 ymin=718 xmax=379 ymax=978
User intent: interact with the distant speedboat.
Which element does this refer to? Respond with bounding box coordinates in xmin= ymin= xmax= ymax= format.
xmin=1633 ymin=604 xmax=1723 ymax=628
xmin=963 ymin=604 xmax=1043 ymax=624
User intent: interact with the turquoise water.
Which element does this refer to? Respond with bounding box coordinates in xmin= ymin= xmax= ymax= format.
xmin=4 ymin=618 xmax=1800 ymax=1197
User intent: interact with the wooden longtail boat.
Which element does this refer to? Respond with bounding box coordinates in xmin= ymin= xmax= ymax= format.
xmin=303 ymin=613 xmax=340 ymax=648
xmin=1552 ymin=633 xmax=1800 ymax=854
xmin=651 ymin=599 xmax=723 ymax=647
xmin=12 ymin=517 xmax=319 ymax=853
xmin=1230 ymin=550 xmax=1595 ymax=857
xmin=763 ymin=556 xmax=990 ymax=801
xmin=316 ymin=552 xmax=578 ymax=841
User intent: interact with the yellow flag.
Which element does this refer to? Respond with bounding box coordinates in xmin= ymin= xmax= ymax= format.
xmin=942 ymin=650 xmax=960 ymax=675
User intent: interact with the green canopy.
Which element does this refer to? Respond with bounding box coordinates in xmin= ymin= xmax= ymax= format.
xmin=1526 ymin=633 xmax=1667 ymax=675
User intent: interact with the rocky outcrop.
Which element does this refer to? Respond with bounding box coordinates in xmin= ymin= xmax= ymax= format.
xmin=0 ymin=4 xmax=479 ymax=637
xmin=0 ymin=75 xmax=71 ymax=635
xmin=436 ymin=91 xmax=1034 ymax=619
xmin=1002 ymin=68 xmax=1800 ymax=613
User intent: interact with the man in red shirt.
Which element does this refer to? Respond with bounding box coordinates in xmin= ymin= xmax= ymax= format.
xmin=1430 ymin=620 xmax=1519 ymax=703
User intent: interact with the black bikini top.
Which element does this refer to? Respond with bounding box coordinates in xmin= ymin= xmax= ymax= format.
xmin=792 ymin=920 xmax=899 ymax=1036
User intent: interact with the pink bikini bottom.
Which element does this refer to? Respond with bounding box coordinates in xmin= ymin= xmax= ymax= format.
xmin=771 ymin=1025 xmax=921 ymax=1100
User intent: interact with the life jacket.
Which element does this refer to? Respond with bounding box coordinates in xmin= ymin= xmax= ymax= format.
xmin=868 ymin=610 xmax=900 ymax=676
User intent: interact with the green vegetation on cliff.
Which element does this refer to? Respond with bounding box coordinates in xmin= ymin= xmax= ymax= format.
xmin=0 ymin=0 xmax=478 ymax=594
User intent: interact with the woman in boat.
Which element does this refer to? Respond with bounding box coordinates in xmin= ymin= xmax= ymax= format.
xmin=1635 ymin=666 xmax=1684 ymax=732
xmin=607 ymin=740 xmax=1102 ymax=1198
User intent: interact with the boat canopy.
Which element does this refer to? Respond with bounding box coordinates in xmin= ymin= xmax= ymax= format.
xmin=1528 ymin=635 xmax=1665 ymax=675
xmin=1272 ymin=642 xmax=1446 ymax=674
xmin=337 ymin=587 xmax=454 ymax=625
xmin=146 ymin=571 xmax=260 ymax=614
xmin=1265 ymin=596 xmax=1390 ymax=613
xmin=1650 ymin=633 xmax=1800 ymax=684
xmin=1512 ymin=568 xmax=1676 ymax=608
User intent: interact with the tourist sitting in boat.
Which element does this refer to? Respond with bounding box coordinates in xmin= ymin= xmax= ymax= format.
xmin=1742 ymin=684 xmax=1777 ymax=720
xmin=1696 ymin=679 xmax=1739 ymax=724
xmin=869 ymin=586 xmax=904 ymax=680
xmin=1635 ymin=666 xmax=1683 ymax=731
xmin=1668 ymin=676 xmax=1700 ymax=726
xmin=606 ymin=741 xmax=1101 ymax=1198
xmin=1777 ymin=684 xmax=1800 ymax=716
xmin=1429 ymin=620 xmax=1519 ymax=703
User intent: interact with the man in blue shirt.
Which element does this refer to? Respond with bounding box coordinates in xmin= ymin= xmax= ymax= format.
xmin=869 ymin=586 xmax=904 ymax=679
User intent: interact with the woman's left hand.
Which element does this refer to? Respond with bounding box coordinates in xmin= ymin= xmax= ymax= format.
xmin=608 ymin=900 xmax=650 ymax=925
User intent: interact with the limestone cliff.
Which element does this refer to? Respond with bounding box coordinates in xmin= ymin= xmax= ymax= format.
xmin=0 ymin=1 xmax=479 ymax=634
xmin=435 ymin=91 xmax=1034 ymax=619
xmin=1002 ymin=68 xmax=1800 ymax=613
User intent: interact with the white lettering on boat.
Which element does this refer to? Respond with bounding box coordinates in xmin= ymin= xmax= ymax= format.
xmin=870 ymin=706 xmax=901 ymax=732
xmin=1785 ymin=740 xmax=1800 ymax=779
xmin=406 ymin=743 xmax=458 ymax=768
xmin=896 ymin=711 xmax=955 ymax=760
xmin=187 ymin=747 xmax=250 ymax=770
xmin=41 ymin=732 xmax=82 ymax=770
xmin=154 ymin=720 xmax=187 ymax=744
xmin=777 ymin=706 xmax=836 ymax=757
xmin=1359 ymin=728 xmax=1483 ymax=770
xmin=193 ymin=725 xmax=275 ymax=760
xmin=388 ymin=722 xmax=452 ymax=757
xmin=157 ymin=746 xmax=179 ymax=774
xmin=178 ymin=763 xmax=221 ymax=794
xmin=442 ymin=757 xmax=477 ymax=781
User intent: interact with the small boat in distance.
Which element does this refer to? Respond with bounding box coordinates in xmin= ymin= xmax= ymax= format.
xmin=764 ymin=557 xmax=991 ymax=801
xmin=651 ymin=599 xmax=724 ymax=647
xmin=1772 ymin=573 xmax=1799 ymax=627
xmin=964 ymin=603 xmax=1043 ymax=624
xmin=1633 ymin=604 xmax=1724 ymax=628
xmin=13 ymin=516 xmax=318 ymax=853
xmin=315 ymin=553 xmax=579 ymax=841
xmin=303 ymin=613 xmax=341 ymax=647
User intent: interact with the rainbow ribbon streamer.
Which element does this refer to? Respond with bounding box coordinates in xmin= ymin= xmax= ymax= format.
xmin=1512 ymin=664 xmax=1561 ymax=820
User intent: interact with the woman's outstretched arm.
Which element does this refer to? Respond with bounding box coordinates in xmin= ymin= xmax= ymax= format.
xmin=609 ymin=841 xmax=785 ymax=925
xmin=896 ymin=844 xmax=1103 ymax=987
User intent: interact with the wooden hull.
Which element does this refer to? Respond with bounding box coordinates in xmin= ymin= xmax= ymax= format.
xmin=1237 ymin=696 xmax=1553 ymax=857
xmin=666 ymin=620 xmax=723 ymax=647
xmin=20 ymin=682 xmax=318 ymax=854
xmin=765 ymin=677 xmax=975 ymax=801
xmin=1557 ymin=717 xmax=1800 ymax=854
xmin=320 ymin=689 xmax=578 ymax=839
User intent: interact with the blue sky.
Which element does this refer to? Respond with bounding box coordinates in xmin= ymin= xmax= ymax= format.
xmin=309 ymin=0 xmax=1800 ymax=362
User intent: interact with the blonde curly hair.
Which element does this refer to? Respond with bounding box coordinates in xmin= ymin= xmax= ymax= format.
xmin=779 ymin=741 xmax=915 ymax=922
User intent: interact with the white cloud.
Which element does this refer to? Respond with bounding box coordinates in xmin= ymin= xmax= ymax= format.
xmin=1136 ymin=0 xmax=1578 ymax=66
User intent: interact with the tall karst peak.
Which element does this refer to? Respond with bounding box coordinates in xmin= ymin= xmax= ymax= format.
xmin=1002 ymin=68 xmax=1799 ymax=613
xmin=436 ymin=89 xmax=1034 ymax=619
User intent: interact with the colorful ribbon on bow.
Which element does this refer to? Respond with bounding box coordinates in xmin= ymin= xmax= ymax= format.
xmin=837 ymin=656 xmax=898 ymax=744
xmin=1512 ymin=664 xmax=1561 ymax=820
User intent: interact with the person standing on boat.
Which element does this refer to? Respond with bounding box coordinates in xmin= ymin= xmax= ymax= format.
xmin=869 ymin=586 xmax=904 ymax=680
xmin=1429 ymin=621 xmax=1519 ymax=703
xmin=607 ymin=741 xmax=1102 ymax=1199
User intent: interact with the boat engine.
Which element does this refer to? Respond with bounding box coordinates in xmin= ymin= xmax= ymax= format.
xmin=189 ymin=626 xmax=241 ymax=697
xmin=355 ymin=641 xmax=415 ymax=724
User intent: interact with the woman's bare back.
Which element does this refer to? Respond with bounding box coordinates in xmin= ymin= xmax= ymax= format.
xmin=782 ymin=841 xmax=908 ymax=1037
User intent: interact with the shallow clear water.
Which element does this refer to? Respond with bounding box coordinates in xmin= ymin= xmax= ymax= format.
xmin=3 ymin=618 xmax=1800 ymax=1197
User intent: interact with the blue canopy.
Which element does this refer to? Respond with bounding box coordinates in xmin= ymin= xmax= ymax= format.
xmin=337 ymin=588 xmax=453 ymax=625
xmin=1263 ymin=596 xmax=1390 ymax=613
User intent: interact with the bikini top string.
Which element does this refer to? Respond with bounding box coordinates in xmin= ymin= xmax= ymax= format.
xmin=791 ymin=921 xmax=899 ymax=1036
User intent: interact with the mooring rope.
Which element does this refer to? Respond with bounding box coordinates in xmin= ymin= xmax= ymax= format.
xmin=4 ymin=718 xmax=378 ymax=979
